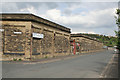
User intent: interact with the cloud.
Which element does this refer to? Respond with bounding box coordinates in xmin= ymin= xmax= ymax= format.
xmin=1 ymin=2 xmax=118 ymax=36
xmin=39 ymin=6 xmax=117 ymax=36
xmin=1 ymin=2 xmax=58 ymax=13
xmin=20 ymin=6 xmax=37 ymax=14
xmin=41 ymin=7 xmax=116 ymax=28
xmin=1 ymin=2 xmax=19 ymax=12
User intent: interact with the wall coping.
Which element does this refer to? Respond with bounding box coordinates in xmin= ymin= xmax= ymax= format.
xmin=0 ymin=13 xmax=71 ymax=33
xmin=71 ymin=34 xmax=103 ymax=43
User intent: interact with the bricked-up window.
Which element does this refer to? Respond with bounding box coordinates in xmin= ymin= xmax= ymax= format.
xmin=32 ymin=39 xmax=40 ymax=55
xmin=41 ymin=30 xmax=53 ymax=55
xmin=4 ymin=26 xmax=25 ymax=54
xmin=54 ymin=33 xmax=69 ymax=53
xmin=32 ymin=27 xmax=41 ymax=55
xmin=54 ymin=35 xmax=63 ymax=53
xmin=62 ymin=37 xmax=69 ymax=53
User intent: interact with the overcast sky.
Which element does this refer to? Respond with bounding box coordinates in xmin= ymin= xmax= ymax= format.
xmin=1 ymin=2 xmax=119 ymax=36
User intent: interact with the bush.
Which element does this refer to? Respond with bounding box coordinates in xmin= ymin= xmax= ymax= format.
xmin=19 ymin=58 xmax=22 ymax=61
xmin=13 ymin=58 xmax=17 ymax=61
xmin=45 ymin=56 xmax=48 ymax=58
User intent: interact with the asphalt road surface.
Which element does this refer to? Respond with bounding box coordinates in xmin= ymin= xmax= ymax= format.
xmin=2 ymin=50 xmax=114 ymax=78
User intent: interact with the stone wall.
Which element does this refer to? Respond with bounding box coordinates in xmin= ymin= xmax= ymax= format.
xmin=41 ymin=29 xmax=53 ymax=55
xmin=71 ymin=35 xmax=104 ymax=53
xmin=1 ymin=14 xmax=71 ymax=60
xmin=3 ymin=25 xmax=26 ymax=54
xmin=32 ymin=22 xmax=70 ymax=57
xmin=1 ymin=20 xmax=103 ymax=60
xmin=54 ymin=33 xmax=63 ymax=53
xmin=0 ymin=21 xmax=32 ymax=60
xmin=62 ymin=36 xmax=70 ymax=53
xmin=54 ymin=33 xmax=70 ymax=54
xmin=1 ymin=21 xmax=70 ymax=60
xmin=32 ymin=27 xmax=41 ymax=55
xmin=0 ymin=25 xmax=4 ymax=56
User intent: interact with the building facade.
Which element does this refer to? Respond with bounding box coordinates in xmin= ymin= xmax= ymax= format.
xmin=70 ymin=34 xmax=104 ymax=54
xmin=0 ymin=14 xmax=71 ymax=60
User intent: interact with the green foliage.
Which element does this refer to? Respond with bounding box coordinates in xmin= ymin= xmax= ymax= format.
xmin=45 ymin=56 xmax=48 ymax=59
xmin=76 ymin=45 xmax=79 ymax=51
xmin=13 ymin=58 xmax=17 ymax=61
xmin=81 ymin=33 xmax=117 ymax=47
xmin=116 ymin=9 xmax=120 ymax=53
xmin=116 ymin=9 xmax=120 ymax=15
xmin=114 ymin=30 xmax=118 ymax=36
xmin=18 ymin=58 xmax=22 ymax=61
xmin=117 ymin=31 xmax=120 ymax=49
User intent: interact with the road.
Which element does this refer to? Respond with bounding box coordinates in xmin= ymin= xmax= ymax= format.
xmin=2 ymin=50 xmax=114 ymax=78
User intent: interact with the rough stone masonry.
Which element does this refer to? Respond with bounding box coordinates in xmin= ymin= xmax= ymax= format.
xmin=0 ymin=13 xmax=71 ymax=60
xmin=0 ymin=13 xmax=104 ymax=60
xmin=70 ymin=34 xmax=104 ymax=53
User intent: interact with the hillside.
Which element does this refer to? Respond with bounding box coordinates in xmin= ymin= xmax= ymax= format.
xmin=80 ymin=33 xmax=118 ymax=47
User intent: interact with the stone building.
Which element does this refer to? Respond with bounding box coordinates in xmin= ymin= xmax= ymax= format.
xmin=0 ymin=13 xmax=71 ymax=60
xmin=70 ymin=34 xmax=104 ymax=54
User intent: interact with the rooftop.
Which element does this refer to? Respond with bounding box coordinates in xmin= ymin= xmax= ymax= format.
xmin=71 ymin=33 xmax=102 ymax=43
xmin=0 ymin=13 xmax=71 ymax=33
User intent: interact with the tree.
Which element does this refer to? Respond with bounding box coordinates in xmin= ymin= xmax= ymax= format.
xmin=116 ymin=9 xmax=120 ymax=53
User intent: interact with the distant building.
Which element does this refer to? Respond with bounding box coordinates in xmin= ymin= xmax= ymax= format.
xmin=70 ymin=34 xmax=104 ymax=54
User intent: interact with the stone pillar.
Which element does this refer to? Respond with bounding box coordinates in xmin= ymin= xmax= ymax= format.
xmin=25 ymin=23 xmax=32 ymax=58
xmin=68 ymin=35 xmax=71 ymax=55
xmin=40 ymin=28 xmax=43 ymax=57
xmin=52 ymin=31 xmax=55 ymax=56
xmin=0 ymin=26 xmax=3 ymax=59
xmin=0 ymin=23 xmax=4 ymax=60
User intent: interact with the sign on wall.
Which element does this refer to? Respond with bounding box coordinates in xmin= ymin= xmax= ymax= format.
xmin=33 ymin=33 xmax=44 ymax=38
xmin=14 ymin=32 xmax=22 ymax=34
xmin=0 ymin=29 xmax=4 ymax=32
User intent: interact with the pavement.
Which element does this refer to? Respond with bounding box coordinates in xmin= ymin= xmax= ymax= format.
xmin=2 ymin=50 xmax=116 ymax=78
xmin=100 ymin=54 xmax=118 ymax=78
